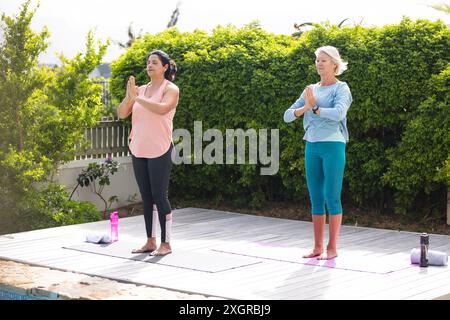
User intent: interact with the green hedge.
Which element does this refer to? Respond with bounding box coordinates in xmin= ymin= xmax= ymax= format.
xmin=110 ymin=18 xmax=450 ymax=217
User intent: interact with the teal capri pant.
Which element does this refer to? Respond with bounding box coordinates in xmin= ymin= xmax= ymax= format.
xmin=305 ymin=141 xmax=346 ymax=215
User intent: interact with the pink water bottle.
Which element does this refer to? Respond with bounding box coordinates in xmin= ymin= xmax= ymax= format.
xmin=110 ymin=211 xmax=119 ymax=242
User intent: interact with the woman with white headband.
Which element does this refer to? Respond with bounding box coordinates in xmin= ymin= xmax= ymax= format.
xmin=284 ymin=46 xmax=352 ymax=260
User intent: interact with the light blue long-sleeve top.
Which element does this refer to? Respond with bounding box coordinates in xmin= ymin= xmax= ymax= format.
xmin=283 ymin=81 xmax=352 ymax=143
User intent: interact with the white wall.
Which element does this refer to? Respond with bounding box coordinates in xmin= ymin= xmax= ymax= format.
xmin=54 ymin=156 xmax=141 ymax=212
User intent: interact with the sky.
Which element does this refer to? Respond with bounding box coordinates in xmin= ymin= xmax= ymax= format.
xmin=1 ymin=0 xmax=449 ymax=64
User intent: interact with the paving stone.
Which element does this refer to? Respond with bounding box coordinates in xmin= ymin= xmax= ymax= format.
xmin=0 ymin=259 xmax=223 ymax=300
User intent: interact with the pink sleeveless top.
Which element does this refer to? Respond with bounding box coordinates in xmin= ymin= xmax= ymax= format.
xmin=129 ymin=79 xmax=176 ymax=158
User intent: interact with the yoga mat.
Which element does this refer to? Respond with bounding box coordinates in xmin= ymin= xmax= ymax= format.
xmin=64 ymin=241 xmax=261 ymax=273
xmin=410 ymin=248 xmax=448 ymax=266
xmin=213 ymin=242 xmax=412 ymax=274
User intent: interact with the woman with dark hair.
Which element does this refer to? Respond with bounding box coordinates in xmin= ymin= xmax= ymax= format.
xmin=117 ymin=50 xmax=179 ymax=256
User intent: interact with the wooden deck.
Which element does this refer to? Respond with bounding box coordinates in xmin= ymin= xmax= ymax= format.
xmin=1 ymin=207 xmax=449 ymax=300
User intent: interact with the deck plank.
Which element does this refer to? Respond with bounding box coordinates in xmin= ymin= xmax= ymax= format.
xmin=1 ymin=207 xmax=449 ymax=300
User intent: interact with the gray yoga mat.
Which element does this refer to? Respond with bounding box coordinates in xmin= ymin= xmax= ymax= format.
xmin=213 ymin=242 xmax=412 ymax=274
xmin=63 ymin=241 xmax=262 ymax=273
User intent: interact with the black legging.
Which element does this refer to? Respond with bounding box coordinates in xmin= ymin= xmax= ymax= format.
xmin=131 ymin=144 xmax=173 ymax=242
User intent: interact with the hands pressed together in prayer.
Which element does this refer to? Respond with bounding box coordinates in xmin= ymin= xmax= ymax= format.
xmin=126 ymin=76 xmax=139 ymax=101
xmin=303 ymin=86 xmax=316 ymax=110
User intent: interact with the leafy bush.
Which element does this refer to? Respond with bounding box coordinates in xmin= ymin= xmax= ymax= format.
xmin=109 ymin=19 xmax=449 ymax=217
xmin=71 ymin=157 xmax=120 ymax=219
xmin=382 ymin=64 xmax=450 ymax=213
xmin=0 ymin=1 xmax=107 ymax=233
xmin=35 ymin=184 xmax=101 ymax=227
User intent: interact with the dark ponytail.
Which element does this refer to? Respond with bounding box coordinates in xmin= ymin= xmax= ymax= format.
xmin=148 ymin=50 xmax=177 ymax=81
xmin=167 ymin=59 xmax=177 ymax=81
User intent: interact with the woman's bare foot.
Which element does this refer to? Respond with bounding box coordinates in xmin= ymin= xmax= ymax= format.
xmin=131 ymin=239 xmax=157 ymax=254
xmin=302 ymin=249 xmax=323 ymax=258
xmin=318 ymin=249 xmax=338 ymax=260
xmin=150 ymin=243 xmax=172 ymax=256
